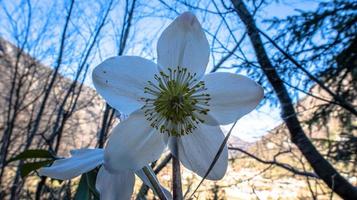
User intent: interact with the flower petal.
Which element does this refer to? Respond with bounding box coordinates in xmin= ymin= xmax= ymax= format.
xmin=92 ymin=56 xmax=158 ymax=114
xmin=136 ymin=166 xmax=172 ymax=199
xmin=169 ymin=124 xmax=228 ymax=180
xmin=96 ymin=166 xmax=135 ymax=200
xmin=157 ymin=12 xmax=209 ymax=78
xmin=203 ymin=72 xmax=264 ymax=125
xmin=104 ymin=110 xmax=166 ymax=172
xmin=38 ymin=149 xmax=103 ymax=180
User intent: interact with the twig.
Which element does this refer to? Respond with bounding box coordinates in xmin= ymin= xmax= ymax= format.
xmin=189 ymin=119 xmax=239 ymax=199
xmin=258 ymin=29 xmax=357 ymax=116
xmin=228 ymin=146 xmax=319 ymax=178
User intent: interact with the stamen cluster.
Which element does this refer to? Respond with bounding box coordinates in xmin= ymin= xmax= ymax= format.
xmin=141 ymin=67 xmax=210 ymax=136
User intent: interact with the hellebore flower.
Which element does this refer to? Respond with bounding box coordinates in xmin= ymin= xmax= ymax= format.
xmin=92 ymin=12 xmax=264 ymax=180
xmin=39 ymin=148 xmax=170 ymax=200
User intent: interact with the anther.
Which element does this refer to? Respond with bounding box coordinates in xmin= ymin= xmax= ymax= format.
xmin=141 ymin=66 xmax=210 ymax=136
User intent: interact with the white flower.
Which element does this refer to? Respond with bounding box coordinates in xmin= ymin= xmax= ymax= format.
xmin=92 ymin=12 xmax=264 ymax=180
xmin=38 ymin=148 xmax=170 ymax=200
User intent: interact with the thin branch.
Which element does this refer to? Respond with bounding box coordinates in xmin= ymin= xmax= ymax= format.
xmin=258 ymin=29 xmax=357 ymax=116
xmin=228 ymin=146 xmax=319 ymax=178
xmin=230 ymin=0 xmax=357 ymax=198
xmin=189 ymin=119 xmax=238 ymax=199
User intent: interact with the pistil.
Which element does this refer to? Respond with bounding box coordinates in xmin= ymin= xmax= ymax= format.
xmin=141 ymin=67 xmax=210 ymax=136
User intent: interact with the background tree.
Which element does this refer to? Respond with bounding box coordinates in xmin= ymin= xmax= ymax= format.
xmin=0 ymin=0 xmax=356 ymax=199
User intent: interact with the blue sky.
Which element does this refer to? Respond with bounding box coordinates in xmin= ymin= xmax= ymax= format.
xmin=0 ymin=0 xmax=320 ymax=141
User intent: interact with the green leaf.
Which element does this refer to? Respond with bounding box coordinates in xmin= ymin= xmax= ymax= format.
xmin=20 ymin=160 xmax=53 ymax=178
xmin=86 ymin=170 xmax=100 ymax=200
xmin=74 ymin=169 xmax=100 ymax=200
xmin=74 ymin=175 xmax=90 ymax=200
xmin=8 ymin=149 xmax=54 ymax=163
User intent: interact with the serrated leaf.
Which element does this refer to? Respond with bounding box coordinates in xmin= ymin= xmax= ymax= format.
xmin=8 ymin=149 xmax=54 ymax=163
xmin=20 ymin=160 xmax=53 ymax=178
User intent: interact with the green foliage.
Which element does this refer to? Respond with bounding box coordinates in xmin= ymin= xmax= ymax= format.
xmin=86 ymin=169 xmax=99 ymax=199
xmin=74 ymin=175 xmax=90 ymax=200
xmin=74 ymin=169 xmax=99 ymax=200
xmin=20 ymin=160 xmax=53 ymax=178
xmin=7 ymin=149 xmax=54 ymax=163
xmin=7 ymin=149 xmax=55 ymax=178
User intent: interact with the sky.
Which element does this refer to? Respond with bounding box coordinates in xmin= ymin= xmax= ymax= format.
xmin=217 ymin=0 xmax=321 ymax=141
xmin=0 ymin=0 xmax=321 ymax=142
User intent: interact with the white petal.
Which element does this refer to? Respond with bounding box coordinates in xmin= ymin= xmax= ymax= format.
xmin=38 ymin=149 xmax=103 ymax=180
xmin=157 ymin=12 xmax=209 ymax=78
xmin=169 ymin=124 xmax=228 ymax=180
xmin=92 ymin=56 xmax=158 ymax=114
xmin=136 ymin=167 xmax=172 ymax=199
xmin=203 ymin=72 xmax=264 ymax=125
xmin=96 ymin=166 xmax=135 ymax=200
xmin=104 ymin=110 xmax=166 ymax=172
xmin=198 ymin=113 xmax=219 ymax=126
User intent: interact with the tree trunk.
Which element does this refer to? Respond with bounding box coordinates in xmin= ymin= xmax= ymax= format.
xmin=230 ymin=0 xmax=357 ymax=199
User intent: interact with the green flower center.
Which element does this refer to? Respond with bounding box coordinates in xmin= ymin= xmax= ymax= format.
xmin=141 ymin=67 xmax=210 ymax=136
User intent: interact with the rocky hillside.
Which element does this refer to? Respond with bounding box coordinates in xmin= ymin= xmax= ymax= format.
xmin=1 ymin=37 xmax=355 ymax=199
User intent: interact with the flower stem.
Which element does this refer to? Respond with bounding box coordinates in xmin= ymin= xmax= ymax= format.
xmin=142 ymin=166 xmax=168 ymax=200
xmin=172 ymin=137 xmax=183 ymax=200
